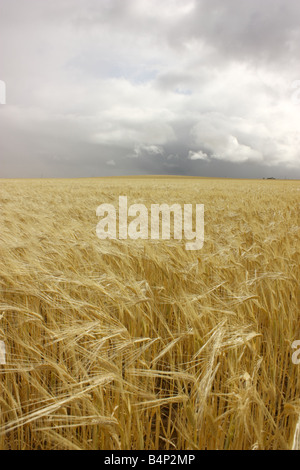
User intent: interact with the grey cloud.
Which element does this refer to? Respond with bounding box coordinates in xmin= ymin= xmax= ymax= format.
xmin=0 ymin=0 xmax=300 ymax=179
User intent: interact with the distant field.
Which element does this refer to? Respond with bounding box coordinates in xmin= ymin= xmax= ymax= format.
xmin=0 ymin=176 xmax=299 ymax=450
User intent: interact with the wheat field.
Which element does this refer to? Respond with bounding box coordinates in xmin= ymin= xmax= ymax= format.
xmin=0 ymin=176 xmax=299 ymax=450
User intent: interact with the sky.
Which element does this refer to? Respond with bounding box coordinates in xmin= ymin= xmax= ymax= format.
xmin=0 ymin=0 xmax=300 ymax=179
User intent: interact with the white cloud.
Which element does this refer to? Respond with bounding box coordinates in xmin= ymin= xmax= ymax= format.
xmin=130 ymin=144 xmax=165 ymax=158
xmin=188 ymin=150 xmax=209 ymax=161
xmin=212 ymin=135 xmax=262 ymax=163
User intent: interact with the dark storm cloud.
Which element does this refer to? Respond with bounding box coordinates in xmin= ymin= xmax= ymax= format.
xmin=167 ymin=1 xmax=300 ymax=62
xmin=0 ymin=0 xmax=300 ymax=178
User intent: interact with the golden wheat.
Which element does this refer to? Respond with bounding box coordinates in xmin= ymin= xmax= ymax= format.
xmin=0 ymin=176 xmax=299 ymax=450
